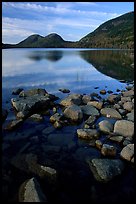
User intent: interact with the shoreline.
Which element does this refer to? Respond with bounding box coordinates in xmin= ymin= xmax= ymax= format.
xmin=2 ymin=83 xmax=134 ymax=202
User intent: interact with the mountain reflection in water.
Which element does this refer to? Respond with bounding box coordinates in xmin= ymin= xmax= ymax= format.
xmin=79 ymin=49 xmax=134 ymax=81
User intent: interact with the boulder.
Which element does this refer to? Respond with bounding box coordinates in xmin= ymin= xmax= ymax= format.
xmin=77 ymin=129 xmax=99 ymax=140
xmin=122 ymin=90 xmax=134 ymax=97
xmin=59 ymin=88 xmax=70 ymax=93
xmin=109 ymin=136 xmax=124 ymax=143
xmin=82 ymin=95 xmax=92 ymax=104
xmin=87 ymin=101 xmax=103 ymax=110
xmin=11 ymin=95 xmax=51 ymax=119
xmin=64 ymin=105 xmax=83 ymax=122
xmin=29 ymin=114 xmax=44 ymax=122
xmin=126 ymin=110 xmax=134 ymax=122
xmin=114 ymin=120 xmax=134 ymax=137
xmin=95 ymin=140 xmax=103 ymax=150
xmin=60 ymin=94 xmax=82 ymax=107
xmin=98 ymin=120 xmax=113 ymax=134
xmin=12 ymin=88 xmax=23 ymax=95
xmin=19 ymin=177 xmax=47 ymax=202
xmin=121 ymin=96 xmax=131 ymax=103
xmin=123 ymin=101 xmax=134 ymax=112
xmin=50 ymin=113 xmax=63 ymax=123
xmin=88 ymin=158 xmax=124 ymax=183
xmin=81 ymin=105 xmax=100 ymax=117
xmin=4 ymin=119 xmax=23 ymax=131
xmin=107 ymin=94 xmax=120 ymax=103
xmin=100 ymin=108 xmax=122 ymax=119
xmin=84 ymin=115 xmax=97 ymax=126
xmin=120 ymin=144 xmax=134 ymax=162
xmin=100 ymin=89 xmax=106 ymax=95
xmin=101 ymin=144 xmax=116 ymax=157
xmin=19 ymin=88 xmax=47 ymax=97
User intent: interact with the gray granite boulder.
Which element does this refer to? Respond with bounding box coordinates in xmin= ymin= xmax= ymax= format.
xmin=100 ymin=108 xmax=122 ymax=119
xmin=114 ymin=120 xmax=134 ymax=137
xmin=88 ymin=158 xmax=124 ymax=183
xmin=64 ymin=104 xmax=83 ymax=122
xmin=101 ymin=144 xmax=117 ymax=157
xmin=60 ymin=94 xmax=82 ymax=107
xmin=81 ymin=105 xmax=100 ymax=117
xmin=98 ymin=120 xmax=113 ymax=134
xmin=120 ymin=144 xmax=134 ymax=162
xmin=77 ymin=129 xmax=99 ymax=140
xmin=19 ymin=177 xmax=47 ymax=202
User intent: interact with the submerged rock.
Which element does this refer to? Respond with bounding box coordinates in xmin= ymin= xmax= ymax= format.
xmin=77 ymin=129 xmax=99 ymax=140
xmin=4 ymin=119 xmax=23 ymax=131
xmin=88 ymin=158 xmax=124 ymax=183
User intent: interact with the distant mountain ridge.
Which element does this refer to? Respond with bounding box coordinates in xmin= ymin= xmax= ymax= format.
xmin=2 ymin=11 xmax=134 ymax=49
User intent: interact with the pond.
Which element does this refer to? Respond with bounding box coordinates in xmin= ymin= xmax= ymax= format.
xmin=2 ymin=48 xmax=134 ymax=203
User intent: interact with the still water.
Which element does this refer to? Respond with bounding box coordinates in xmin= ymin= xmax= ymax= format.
xmin=2 ymin=48 xmax=134 ymax=203
xmin=2 ymin=48 xmax=134 ymax=105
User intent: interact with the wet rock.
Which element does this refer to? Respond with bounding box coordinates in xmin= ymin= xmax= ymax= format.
xmin=121 ymin=96 xmax=131 ymax=103
xmin=59 ymin=88 xmax=70 ymax=93
xmin=64 ymin=104 xmax=83 ymax=122
xmin=29 ymin=114 xmax=44 ymax=122
xmin=109 ymin=135 xmax=124 ymax=143
xmin=2 ymin=109 xmax=8 ymax=123
xmin=123 ymin=139 xmax=132 ymax=146
xmin=100 ymin=108 xmax=122 ymax=119
xmin=118 ymin=109 xmax=126 ymax=115
xmin=11 ymin=95 xmax=51 ymax=119
xmin=19 ymin=177 xmax=47 ymax=202
xmin=101 ymin=144 xmax=116 ymax=157
xmin=81 ymin=105 xmax=100 ymax=117
xmin=84 ymin=115 xmax=97 ymax=126
xmin=12 ymin=88 xmax=23 ymax=95
xmin=42 ymin=126 xmax=55 ymax=135
xmin=120 ymin=144 xmax=134 ymax=162
xmin=114 ymin=120 xmax=134 ymax=137
xmin=107 ymin=94 xmax=120 ymax=103
xmin=123 ymin=101 xmax=134 ymax=112
xmin=60 ymin=94 xmax=82 ymax=107
xmin=82 ymin=95 xmax=92 ymax=104
xmin=88 ymin=158 xmax=124 ymax=183
xmin=87 ymin=101 xmax=103 ymax=110
xmin=4 ymin=119 xmax=23 ymax=131
xmin=77 ymin=129 xmax=99 ymax=140
xmin=50 ymin=113 xmax=63 ymax=123
xmin=19 ymin=88 xmax=47 ymax=97
xmin=100 ymin=89 xmax=106 ymax=95
xmin=98 ymin=120 xmax=113 ymax=134
xmin=126 ymin=110 xmax=134 ymax=122
xmin=122 ymin=89 xmax=134 ymax=97
xmin=113 ymin=104 xmax=121 ymax=110
xmin=95 ymin=140 xmax=103 ymax=150
xmin=53 ymin=121 xmax=62 ymax=129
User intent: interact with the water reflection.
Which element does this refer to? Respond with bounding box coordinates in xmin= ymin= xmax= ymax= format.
xmin=79 ymin=50 xmax=134 ymax=81
xmin=28 ymin=50 xmax=63 ymax=62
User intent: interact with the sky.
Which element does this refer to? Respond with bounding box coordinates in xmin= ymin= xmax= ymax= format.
xmin=2 ymin=2 xmax=134 ymax=44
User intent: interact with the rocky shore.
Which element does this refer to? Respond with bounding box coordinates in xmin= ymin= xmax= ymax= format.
xmin=2 ymin=84 xmax=134 ymax=203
